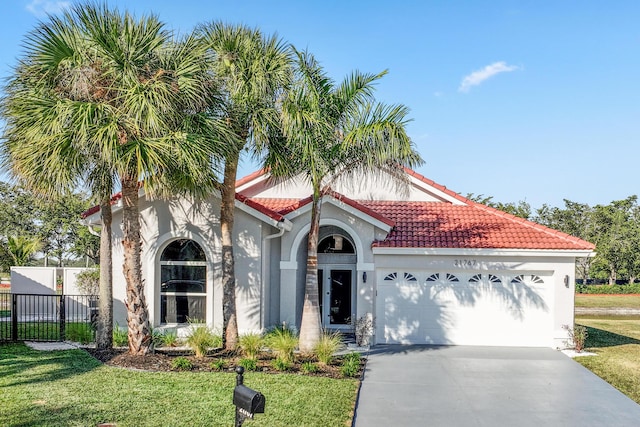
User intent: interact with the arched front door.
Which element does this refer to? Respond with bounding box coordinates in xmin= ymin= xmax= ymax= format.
xmin=317 ymin=230 xmax=356 ymax=330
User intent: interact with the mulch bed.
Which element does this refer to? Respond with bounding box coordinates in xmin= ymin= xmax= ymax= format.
xmin=84 ymin=347 xmax=363 ymax=379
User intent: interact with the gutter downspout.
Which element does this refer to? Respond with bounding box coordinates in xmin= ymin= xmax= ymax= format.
xmin=260 ymin=222 xmax=287 ymax=330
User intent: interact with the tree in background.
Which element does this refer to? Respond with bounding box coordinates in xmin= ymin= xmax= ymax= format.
xmin=590 ymin=196 xmax=639 ymax=285
xmin=0 ymin=182 xmax=97 ymax=271
xmin=0 ymin=182 xmax=39 ymax=241
xmin=536 ymin=200 xmax=597 ymax=284
xmin=38 ymin=192 xmax=92 ymax=267
xmin=466 ymin=194 xmax=532 ymax=219
xmin=269 ymin=49 xmax=423 ymax=351
xmin=197 ymin=22 xmax=291 ymax=350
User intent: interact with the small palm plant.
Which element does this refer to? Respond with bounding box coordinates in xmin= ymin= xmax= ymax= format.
xmin=265 ymin=326 xmax=298 ymax=364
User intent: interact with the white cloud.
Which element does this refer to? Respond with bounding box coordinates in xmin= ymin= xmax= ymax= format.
xmin=458 ymin=61 xmax=520 ymax=93
xmin=26 ymin=0 xmax=71 ymax=18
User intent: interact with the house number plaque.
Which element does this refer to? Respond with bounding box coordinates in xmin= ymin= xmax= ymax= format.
xmin=453 ymin=259 xmax=478 ymax=268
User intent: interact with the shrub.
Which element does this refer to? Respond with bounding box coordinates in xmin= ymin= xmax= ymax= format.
xmin=210 ymin=358 xmax=227 ymax=371
xmin=239 ymin=332 xmax=264 ymax=360
xmin=353 ymin=315 xmax=375 ymax=346
xmin=171 ymin=357 xmax=193 ymax=371
xmin=313 ymin=331 xmax=342 ymax=365
xmin=186 ymin=324 xmax=217 ymax=358
xmin=265 ymin=326 xmax=298 ymax=364
xmin=340 ymin=352 xmax=362 ymax=378
xmin=239 ymin=358 xmax=258 ymax=371
xmin=66 ymin=323 xmax=94 ymax=344
xmin=563 ymin=324 xmax=588 ymax=352
xmin=161 ymin=330 xmax=180 ymax=347
xmin=576 ymin=283 xmax=640 ymax=294
xmin=300 ymin=361 xmax=319 ymax=374
xmin=150 ymin=327 xmax=165 ymax=348
xmin=271 ymin=358 xmax=291 ymax=371
xmin=75 ymin=268 xmax=99 ymax=295
xmin=112 ymin=324 xmax=128 ymax=347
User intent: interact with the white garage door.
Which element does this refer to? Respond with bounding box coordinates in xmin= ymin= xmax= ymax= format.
xmin=376 ymin=271 xmax=553 ymax=347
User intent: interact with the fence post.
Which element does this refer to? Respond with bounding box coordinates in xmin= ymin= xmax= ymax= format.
xmin=59 ymin=295 xmax=66 ymax=341
xmin=12 ymin=294 xmax=17 ymax=341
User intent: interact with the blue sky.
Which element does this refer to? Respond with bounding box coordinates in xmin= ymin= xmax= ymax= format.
xmin=1 ymin=1 xmax=639 ymax=209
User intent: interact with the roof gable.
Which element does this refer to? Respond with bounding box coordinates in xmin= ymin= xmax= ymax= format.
xmin=236 ymin=168 xmax=466 ymax=204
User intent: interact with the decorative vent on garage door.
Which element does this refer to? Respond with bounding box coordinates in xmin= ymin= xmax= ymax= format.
xmin=469 ymin=274 xmax=502 ymax=284
xmin=511 ymin=275 xmax=544 ymax=285
xmin=383 ymin=272 xmax=418 ymax=282
xmin=404 ymin=272 xmax=417 ymax=282
xmin=425 ymin=273 xmax=459 ymax=283
xmin=383 ymin=272 xmax=397 ymax=281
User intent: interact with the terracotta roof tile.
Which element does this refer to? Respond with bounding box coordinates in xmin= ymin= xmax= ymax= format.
xmin=360 ymin=201 xmax=595 ymax=250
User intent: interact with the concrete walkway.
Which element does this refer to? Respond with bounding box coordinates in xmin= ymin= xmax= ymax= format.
xmin=24 ymin=341 xmax=80 ymax=351
xmin=354 ymin=345 xmax=640 ymax=427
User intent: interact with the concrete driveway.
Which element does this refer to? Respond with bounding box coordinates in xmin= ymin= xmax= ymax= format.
xmin=354 ymin=345 xmax=640 ymax=427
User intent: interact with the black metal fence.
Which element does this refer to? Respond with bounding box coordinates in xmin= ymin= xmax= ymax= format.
xmin=0 ymin=293 xmax=98 ymax=343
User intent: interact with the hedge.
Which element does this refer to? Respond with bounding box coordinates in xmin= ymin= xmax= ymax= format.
xmin=576 ymin=283 xmax=640 ymax=294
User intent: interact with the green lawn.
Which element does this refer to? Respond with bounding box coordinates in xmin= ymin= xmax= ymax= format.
xmin=0 ymin=343 xmax=359 ymax=427
xmin=575 ymin=316 xmax=640 ymax=404
xmin=575 ymin=294 xmax=640 ymax=309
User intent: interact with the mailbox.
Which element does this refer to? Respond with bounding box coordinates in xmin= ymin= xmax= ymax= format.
xmin=233 ymin=366 xmax=265 ymax=426
xmin=233 ymin=384 xmax=265 ymax=416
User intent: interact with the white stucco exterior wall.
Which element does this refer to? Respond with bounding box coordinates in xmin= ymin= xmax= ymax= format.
xmin=109 ymin=193 xmax=268 ymax=335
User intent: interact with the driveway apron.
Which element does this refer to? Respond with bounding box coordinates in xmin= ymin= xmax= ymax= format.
xmin=354 ymin=345 xmax=640 ymax=427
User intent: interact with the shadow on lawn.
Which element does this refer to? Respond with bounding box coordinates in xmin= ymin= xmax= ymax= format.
xmin=583 ymin=326 xmax=640 ymax=348
xmin=0 ymin=343 xmax=100 ymax=387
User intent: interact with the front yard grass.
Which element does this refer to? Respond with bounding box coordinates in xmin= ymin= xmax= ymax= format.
xmin=575 ymin=294 xmax=640 ymax=309
xmin=575 ymin=316 xmax=640 ymax=404
xmin=0 ymin=343 xmax=359 ymax=427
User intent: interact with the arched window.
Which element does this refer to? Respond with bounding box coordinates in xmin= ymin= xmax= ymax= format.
xmin=160 ymin=239 xmax=207 ymax=324
xmin=318 ymin=234 xmax=355 ymax=254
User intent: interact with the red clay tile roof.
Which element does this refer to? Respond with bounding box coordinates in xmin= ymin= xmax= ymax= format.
xmin=251 ymin=192 xmax=396 ymax=228
xmin=235 ymin=193 xmax=284 ymax=222
xmin=359 ymin=200 xmax=594 ymax=250
xmin=82 ymin=190 xmax=286 ymax=223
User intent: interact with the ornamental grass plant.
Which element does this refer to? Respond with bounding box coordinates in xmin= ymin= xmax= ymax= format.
xmin=313 ymin=331 xmax=343 ymax=365
xmin=239 ymin=332 xmax=264 ymax=360
xmin=265 ymin=326 xmax=298 ymax=364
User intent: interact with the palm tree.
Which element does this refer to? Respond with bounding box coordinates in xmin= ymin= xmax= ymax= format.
xmin=197 ymin=22 xmax=291 ymax=350
xmin=268 ymin=49 xmax=424 ymax=352
xmin=1 ymin=4 xmax=229 ymax=354
xmin=5 ymin=236 xmax=41 ymax=266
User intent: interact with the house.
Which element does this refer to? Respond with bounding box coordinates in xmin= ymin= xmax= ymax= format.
xmin=83 ymin=168 xmax=595 ymax=348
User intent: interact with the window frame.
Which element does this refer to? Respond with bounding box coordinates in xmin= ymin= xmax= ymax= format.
xmin=159 ymin=240 xmax=208 ymax=324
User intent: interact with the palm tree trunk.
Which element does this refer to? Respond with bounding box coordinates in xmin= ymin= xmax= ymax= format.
xmin=121 ymin=176 xmax=152 ymax=355
xmin=298 ymin=193 xmax=323 ymax=353
xmin=221 ymin=150 xmax=240 ymax=350
xmin=96 ymin=198 xmax=113 ymax=349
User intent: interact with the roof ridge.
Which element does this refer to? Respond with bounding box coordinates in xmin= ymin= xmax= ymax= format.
xmin=403 ymin=167 xmax=473 ymax=205
xmin=235 ymin=168 xmax=269 ymax=188
xmin=325 ymin=190 xmax=395 ymax=227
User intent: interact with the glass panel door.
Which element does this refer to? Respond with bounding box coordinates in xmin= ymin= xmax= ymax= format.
xmin=329 ymin=269 xmax=352 ymax=326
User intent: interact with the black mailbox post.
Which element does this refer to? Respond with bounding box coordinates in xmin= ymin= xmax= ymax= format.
xmin=233 ymin=366 xmax=265 ymax=426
